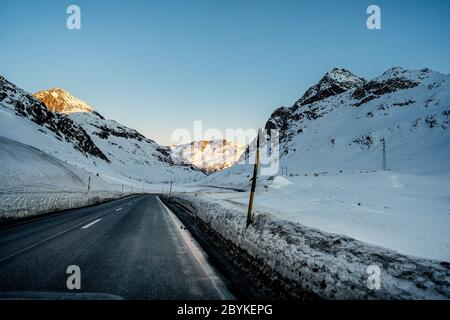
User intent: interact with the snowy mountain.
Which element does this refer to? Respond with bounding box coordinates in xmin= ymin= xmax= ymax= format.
xmin=34 ymin=88 xmax=93 ymax=113
xmin=241 ymin=67 xmax=449 ymax=176
xmin=66 ymin=111 xmax=202 ymax=183
xmin=171 ymin=139 xmax=246 ymax=173
xmin=206 ymin=66 xmax=450 ymax=181
xmin=0 ymin=76 xmax=203 ymax=185
xmin=198 ymin=67 xmax=450 ymax=261
xmin=0 ymin=76 xmax=109 ymax=162
xmin=296 ymin=68 xmax=366 ymax=107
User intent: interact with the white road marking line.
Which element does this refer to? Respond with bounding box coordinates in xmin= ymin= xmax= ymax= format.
xmin=0 ymin=210 xmax=116 ymax=263
xmin=115 ymin=208 xmax=122 ymax=212
xmin=156 ymin=197 xmax=233 ymax=300
xmin=81 ymin=219 xmax=101 ymax=229
xmin=0 ymin=195 xmax=139 ymax=264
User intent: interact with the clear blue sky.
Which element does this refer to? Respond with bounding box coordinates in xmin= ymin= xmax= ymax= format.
xmin=1 ymin=0 xmax=449 ymax=145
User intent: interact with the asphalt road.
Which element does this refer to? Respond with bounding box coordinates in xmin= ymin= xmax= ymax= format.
xmin=0 ymin=194 xmax=233 ymax=300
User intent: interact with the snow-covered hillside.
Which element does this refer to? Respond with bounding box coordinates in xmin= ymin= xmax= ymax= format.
xmin=0 ymin=76 xmax=203 ymax=187
xmin=204 ymin=67 xmax=450 ymax=182
xmin=197 ymin=67 xmax=450 ymax=261
xmin=264 ymin=67 xmax=450 ymax=174
xmin=67 ymin=111 xmax=203 ymax=183
xmin=171 ymin=139 xmax=246 ymax=173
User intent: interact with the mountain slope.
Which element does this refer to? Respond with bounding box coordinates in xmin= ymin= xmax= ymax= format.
xmin=0 ymin=76 xmax=203 ymax=185
xmin=265 ymin=68 xmax=366 ymax=142
xmin=207 ymin=67 xmax=450 ymax=180
xmin=67 ymin=111 xmax=202 ymax=183
xmin=266 ymin=67 xmax=450 ymax=174
xmin=197 ymin=67 xmax=450 ymax=261
xmin=0 ymin=76 xmax=109 ymax=162
xmin=0 ymin=135 xmax=123 ymax=220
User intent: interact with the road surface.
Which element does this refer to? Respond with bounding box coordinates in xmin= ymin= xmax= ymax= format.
xmin=0 ymin=194 xmax=233 ymax=300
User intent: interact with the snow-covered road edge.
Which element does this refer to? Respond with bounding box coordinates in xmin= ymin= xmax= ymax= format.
xmin=0 ymin=191 xmax=132 ymax=222
xmin=169 ymin=195 xmax=450 ymax=300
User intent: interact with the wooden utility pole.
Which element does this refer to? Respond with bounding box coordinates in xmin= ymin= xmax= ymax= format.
xmin=169 ymin=180 xmax=173 ymax=197
xmin=382 ymin=138 xmax=387 ymax=171
xmin=247 ymin=129 xmax=261 ymax=228
xmin=87 ymin=176 xmax=91 ymax=194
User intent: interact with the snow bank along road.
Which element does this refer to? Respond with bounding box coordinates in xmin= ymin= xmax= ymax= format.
xmin=0 ymin=194 xmax=233 ymax=300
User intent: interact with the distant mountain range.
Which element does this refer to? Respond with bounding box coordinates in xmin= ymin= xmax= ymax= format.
xmin=171 ymin=139 xmax=247 ymax=173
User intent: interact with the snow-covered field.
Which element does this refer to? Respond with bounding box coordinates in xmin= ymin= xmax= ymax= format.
xmin=183 ymin=170 xmax=450 ymax=262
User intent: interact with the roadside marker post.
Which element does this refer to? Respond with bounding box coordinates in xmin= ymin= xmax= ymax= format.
xmin=246 ymin=129 xmax=261 ymax=228
xmin=86 ymin=176 xmax=91 ymax=205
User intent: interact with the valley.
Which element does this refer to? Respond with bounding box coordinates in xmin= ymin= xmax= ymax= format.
xmin=1 ymin=66 xmax=449 ymax=299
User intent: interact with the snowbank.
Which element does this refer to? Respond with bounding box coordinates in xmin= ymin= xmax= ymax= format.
xmin=169 ymin=195 xmax=450 ymax=300
xmin=0 ymin=191 xmax=127 ymax=222
xmin=0 ymin=136 xmax=129 ymax=221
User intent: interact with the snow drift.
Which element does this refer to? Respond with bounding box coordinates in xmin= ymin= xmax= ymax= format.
xmin=0 ymin=136 xmax=124 ymax=221
xmin=168 ymin=195 xmax=450 ymax=299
